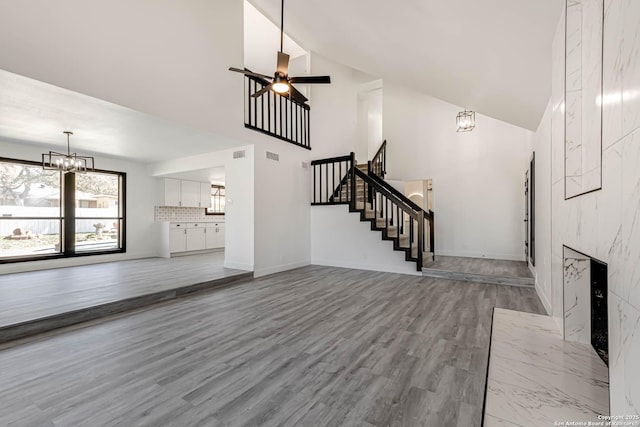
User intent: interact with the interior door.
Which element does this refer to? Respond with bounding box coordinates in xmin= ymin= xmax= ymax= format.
xmin=524 ymin=170 xmax=529 ymax=261
xmin=529 ymin=153 xmax=535 ymax=266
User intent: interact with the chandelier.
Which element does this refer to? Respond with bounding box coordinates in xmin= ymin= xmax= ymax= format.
xmin=456 ymin=110 xmax=476 ymax=132
xmin=42 ymin=131 xmax=95 ymax=173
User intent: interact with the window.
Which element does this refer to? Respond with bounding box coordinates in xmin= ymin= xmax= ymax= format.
xmin=0 ymin=160 xmax=62 ymax=258
xmin=205 ymin=185 xmax=225 ymax=215
xmin=0 ymin=157 xmax=126 ymax=263
xmin=75 ymin=171 xmax=124 ymax=253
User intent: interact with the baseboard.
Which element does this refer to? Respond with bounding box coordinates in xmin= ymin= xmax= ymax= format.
xmin=253 ymin=260 xmax=311 ymax=278
xmin=170 ymin=248 xmax=224 ymax=258
xmin=435 ymin=250 xmax=526 ymax=262
xmin=422 ymin=268 xmax=534 ymax=287
xmin=535 ymin=281 xmax=552 ymax=316
xmin=223 ymin=261 xmax=254 ymax=271
xmin=311 ymin=258 xmax=421 ymax=276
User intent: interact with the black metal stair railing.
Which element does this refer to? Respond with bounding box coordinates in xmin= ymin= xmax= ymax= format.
xmin=244 ymin=72 xmax=311 ymax=150
xmin=310 ymin=153 xmax=355 ymax=205
xmin=310 ymin=149 xmax=434 ymax=271
xmin=370 ymin=140 xmax=386 ymax=178
xmin=365 ymin=169 xmax=435 ymax=264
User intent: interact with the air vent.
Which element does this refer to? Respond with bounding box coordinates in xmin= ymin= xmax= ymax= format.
xmin=301 ymin=161 xmax=309 ymax=169
xmin=233 ymin=150 xmax=246 ymax=159
xmin=266 ymin=151 xmax=280 ymax=161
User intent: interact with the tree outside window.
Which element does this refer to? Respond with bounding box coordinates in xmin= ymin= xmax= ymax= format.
xmin=1 ymin=157 xmax=125 ymax=262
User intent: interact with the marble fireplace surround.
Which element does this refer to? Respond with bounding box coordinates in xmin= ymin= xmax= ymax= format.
xmin=564 ymin=0 xmax=603 ymax=199
xmin=563 ymin=245 xmax=609 ymax=367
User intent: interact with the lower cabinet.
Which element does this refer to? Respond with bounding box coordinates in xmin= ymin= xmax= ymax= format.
xmin=169 ymin=227 xmax=186 ymax=253
xmin=186 ymin=224 xmax=206 ymax=251
xmin=170 ymin=222 xmax=225 ymax=253
xmin=205 ymin=223 xmax=225 ymax=249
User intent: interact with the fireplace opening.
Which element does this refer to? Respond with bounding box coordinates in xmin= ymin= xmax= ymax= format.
xmin=591 ymin=259 xmax=608 ymax=366
xmin=563 ymin=246 xmax=608 ymax=367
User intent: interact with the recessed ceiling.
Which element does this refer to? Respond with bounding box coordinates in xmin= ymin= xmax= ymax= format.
xmin=248 ymin=0 xmax=563 ymax=130
xmin=0 ymin=69 xmax=243 ymax=163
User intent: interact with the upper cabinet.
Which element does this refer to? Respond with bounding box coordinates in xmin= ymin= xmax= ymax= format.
xmin=161 ymin=178 xmax=211 ymax=208
xmin=180 ymin=180 xmax=201 ymax=207
xmin=200 ymin=182 xmax=211 ymax=209
xmin=164 ymin=178 xmax=182 ymax=207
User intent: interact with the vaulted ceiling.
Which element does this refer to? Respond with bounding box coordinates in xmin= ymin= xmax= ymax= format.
xmin=249 ymin=0 xmax=564 ymax=130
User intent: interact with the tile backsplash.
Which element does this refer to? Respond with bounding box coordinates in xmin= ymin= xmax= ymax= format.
xmin=155 ymin=206 xmax=209 ymax=222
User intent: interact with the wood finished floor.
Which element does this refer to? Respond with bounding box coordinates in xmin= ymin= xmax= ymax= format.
xmin=0 ymin=265 xmax=545 ymax=427
xmin=0 ymin=252 xmax=246 ymax=327
xmin=425 ymin=256 xmax=533 ymax=279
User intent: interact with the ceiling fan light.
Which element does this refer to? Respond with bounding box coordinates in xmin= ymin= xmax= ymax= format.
xmin=272 ymin=82 xmax=290 ymax=93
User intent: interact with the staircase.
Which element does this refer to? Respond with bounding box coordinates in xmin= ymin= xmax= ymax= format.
xmin=311 ymin=142 xmax=434 ymax=271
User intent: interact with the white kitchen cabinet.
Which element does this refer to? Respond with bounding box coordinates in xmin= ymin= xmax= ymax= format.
xmin=200 ymin=182 xmax=211 ymax=208
xmin=181 ymin=180 xmax=201 ymax=208
xmin=169 ymin=223 xmax=187 ymax=253
xmin=205 ymin=223 xmax=225 ymax=249
xmin=161 ymin=178 xmax=211 ymax=207
xmin=164 ymin=178 xmax=181 ymax=207
xmin=186 ymin=223 xmax=206 ymax=251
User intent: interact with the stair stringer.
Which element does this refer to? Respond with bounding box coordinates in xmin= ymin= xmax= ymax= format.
xmin=310 ymin=205 xmax=421 ymax=276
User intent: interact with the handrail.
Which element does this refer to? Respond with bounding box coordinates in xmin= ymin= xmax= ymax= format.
xmin=245 ymin=72 xmax=310 ymax=110
xmin=243 ymin=71 xmax=311 ymax=150
xmin=370 ymin=140 xmax=386 ymax=178
xmin=311 ymin=152 xmax=354 ymax=205
xmin=354 ymin=167 xmax=427 ymax=269
xmin=310 ymin=146 xmax=435 ymax=269
xmin=353 ymin=168 xmax=418 ymax=220
xmin=365 ymin=168 xmax=433 ymax=220
xmin=311 ymin=154 xmax=353 ymax=166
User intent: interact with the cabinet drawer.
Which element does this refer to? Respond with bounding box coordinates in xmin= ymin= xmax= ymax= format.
xmin=170 ymin=223 xmax=186 ymax=229
xmin=186 ymin=223 xmax=204 ymax=228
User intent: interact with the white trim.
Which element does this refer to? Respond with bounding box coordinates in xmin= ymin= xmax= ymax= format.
xmin=253 ymin=260 xmax=310 ymax=278
xmin=311 ymin=259 xmax=420 ymax=276
xmin=435 ymin=250 xmax=526 ymax=262
xmin=223 ymin=261 xmax=254 ymax=271
xmin=535 ymin=281 xmax=552 ymax=315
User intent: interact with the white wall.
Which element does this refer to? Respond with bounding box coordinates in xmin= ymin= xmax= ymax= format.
xmin=148 ymin=146 xmax=255 ymax=271
xmin=532 ymin=101 xmax=553 ymax=315
xmin=383 ymin=84 xmax=533 ymax=260
xmin=533 ymin=2 xmax=640 ymax=416
xmin=356 ymin=85 xmax=383 ymax=162
xmin=308 ymin=52 xmax=361 ymax=159
xmin=0 ymin=0 xmax=245 ymax=143
xmin=244 ymin=0 xmax=307 ymax=76
xmin=148 ymin=142 xmax=312 ymax=277
xmin=253 ymin=141 xmax=311 ymax=277
xmin=311 ymin=205 xmax=419 ymax=276
xmin=0 ymin=139 xmax=160 ymax=274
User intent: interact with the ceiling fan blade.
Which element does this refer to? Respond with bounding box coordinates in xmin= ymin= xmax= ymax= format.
xmin=289 ymin=85 xmax=309 ymax=104
xmin=251 ymin=84 xmax=274 ymax=98
xmin=228 ymin=67 xmax=273 ymax=81
xmin=276 ymin=52 xmax=290 ymax=75
xmin=289 ymin=75 xmax=331 ymax=84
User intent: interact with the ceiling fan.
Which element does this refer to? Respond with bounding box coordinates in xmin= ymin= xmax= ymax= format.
xmin=229 ymin=0 xmax=331 ymax=104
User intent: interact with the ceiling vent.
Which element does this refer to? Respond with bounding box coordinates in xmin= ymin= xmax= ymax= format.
xmin=233 ymin=150 xmax=246 ymax=159
xmin=266 ymin=151 xmax=280 ymax=161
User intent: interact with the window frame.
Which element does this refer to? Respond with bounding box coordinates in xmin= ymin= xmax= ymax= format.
xmin=0 ymin=156 xmax=126 ymax=264
xmin=205 ymin=184 xmax=225 ymax=216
